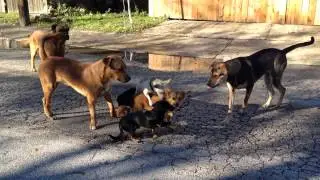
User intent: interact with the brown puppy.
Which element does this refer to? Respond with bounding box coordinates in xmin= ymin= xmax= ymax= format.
xmin=116 ymin=89 xmax=186 ymax=122
xmin=114 ymin=106 xmax=131 ymax=118
xmin=132 ymin=88 xmax=186 ymax=112
xmin=29 ymin=24 xmax=69 ymax=72
xmin=38 ymin=33 xmax=130 ymax=130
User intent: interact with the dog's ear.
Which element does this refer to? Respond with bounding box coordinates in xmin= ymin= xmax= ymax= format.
xmin=51 ymin=24 xmax=57 ymax=32
xmin=209 ymin=62 xmax=216 ymax=69
xmin=103 ymin=56 xmax=122 ymax=70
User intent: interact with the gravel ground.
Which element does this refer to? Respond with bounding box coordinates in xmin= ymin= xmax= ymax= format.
xmin=0 ymin=49 xmax=319 ymax=179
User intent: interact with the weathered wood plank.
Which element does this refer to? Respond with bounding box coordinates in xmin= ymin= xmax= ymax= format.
xmin=223 ymin=0 xmax=232 ymax=21
xmin=314 ymin=0 xmax=320 ymax=25
xmin=307 ymin=0 xmax=317 ymax=25
xmin=150 ymin=0 xmax=320 ymax=25
xmin=241 ymin=0 xmax=249 ymax=22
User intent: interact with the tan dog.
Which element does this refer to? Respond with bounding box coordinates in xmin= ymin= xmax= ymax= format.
xmin=28 ymin=24 xmax=69 ymax=72
xmin=38 ymin=32 xmax=131 ymax=130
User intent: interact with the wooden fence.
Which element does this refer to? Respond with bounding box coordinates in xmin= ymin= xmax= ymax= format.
xmin=0 ymin=0 xmax=48 ymax=14
xmin=149 ymin=0 xmax=320 ymax=25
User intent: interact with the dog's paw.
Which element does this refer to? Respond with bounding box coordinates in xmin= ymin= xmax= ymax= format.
xmin=109 ymin=111 xmax=117 ymax=118
xmin=90 ymin=125 xmax=97 ymax=130
xmin=261 ymin=103 xmax=270 ymax=109
xmin=31 ymin=68 xmax=37 ymax=72
xmin=44 ymin=112 xmax=53 ymax=119
xmin=46 ymin=116 xmax=54 ymax=121
xmin=227 ymin=109 xmax=232 ymax=114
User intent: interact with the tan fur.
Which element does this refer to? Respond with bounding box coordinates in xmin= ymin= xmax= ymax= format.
xmin=132 ymin=88 xmax=186 ymax=112
xmin=38 ymin=55 xmax=130 ymax=130
xmin=28 ymin=24 xmax=69 ymax=72
xmin=114 ymin=106 xmax=131 ymax=118
xmin=38 ymin=33 xmax=130 ymax=130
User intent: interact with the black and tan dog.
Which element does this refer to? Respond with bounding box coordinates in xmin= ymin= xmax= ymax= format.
xmin=117 ymin=87 xmax=186 ymax=112
xmin=38 ymin=32 xmax=130 ymax=130
xmin=27 ymin=23 xmax=69 ymax=72
xmin=207 ymin=37 xmax=314 ymax=113
xmin=109 ymin=100 xmax=175 ymax=142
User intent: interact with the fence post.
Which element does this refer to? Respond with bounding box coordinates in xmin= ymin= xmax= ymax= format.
xmin=18 ymin=0 xmax=30 ymax=26
xmin=0 ymin=0 xmax=7 ymax=12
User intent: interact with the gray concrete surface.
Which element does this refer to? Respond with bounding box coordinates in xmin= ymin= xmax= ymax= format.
xmin=1 ymin=20 xmax=320 ymax=65
xmin=0 ymin=49 xmax=319 ymax=179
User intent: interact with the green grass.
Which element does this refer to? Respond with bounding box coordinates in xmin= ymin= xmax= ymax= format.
xmin=0 ymin=12 xmax=19 ymax=24
xmin=0 ymin=11 xmax=166 ymax=33
xmin=70 ymin=12 xmax=166 ymax=33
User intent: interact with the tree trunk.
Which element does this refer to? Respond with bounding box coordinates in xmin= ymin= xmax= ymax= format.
xmin=127 ymin=0 xmax=133 ymax=26
xmin=18 ymin=0 xmax=30 ymax=26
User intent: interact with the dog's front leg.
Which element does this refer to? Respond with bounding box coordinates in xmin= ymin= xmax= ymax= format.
xmin=87 ymin=96 xmax=97 ymax=130
xmin=227 ymin=82 xmax=235 ymax=113
xmin=104 ymin=91 xmax=116 ymax=117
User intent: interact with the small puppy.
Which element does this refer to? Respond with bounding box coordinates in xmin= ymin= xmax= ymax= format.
xmin=28 ymin=23 xmax=69 ymax=72
xmin=137 ymin=78 xmax=172 ymax=106
xmin=117 ymin=87 xmax=186 ymax=112
xmin=114 ymin=106 xmax=131 ymax=118
xmin=207 ymin=37 xmax=314 ymax=113
xmin=109 ymin=100 xmax=175 ymax=142
xmin=38 ymin=32 xmax=130 ymax=130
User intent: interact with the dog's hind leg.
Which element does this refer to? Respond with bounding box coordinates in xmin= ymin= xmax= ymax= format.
xmin=243 ymin=85 xmax=253 ymax=109
xmin=273 ymin=56 xmax=287 ymax=107
xmin=41 ymin=81 xmax=57 ymax=118
xmin=273 ymin=79 xmax=286 ymax=107
xmin=262 ymin=72 xmax=275 ymax=108
xmin=30 ymin=45 xmax=38 ymax=72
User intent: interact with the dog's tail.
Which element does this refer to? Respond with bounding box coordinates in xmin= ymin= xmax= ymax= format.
xmin=108 ymin=125 xmax=124 ymax=142
xmin=282 ymin=36 xmax=314 ymax=54
xmin=18 ymin=38 xmax=30 ymax=48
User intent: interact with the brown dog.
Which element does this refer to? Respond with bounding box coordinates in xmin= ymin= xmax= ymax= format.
xmin=28 ymin=24 xmax=69 ymax=72
xmin=38 ymin=32 xmax=130 ymax=130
